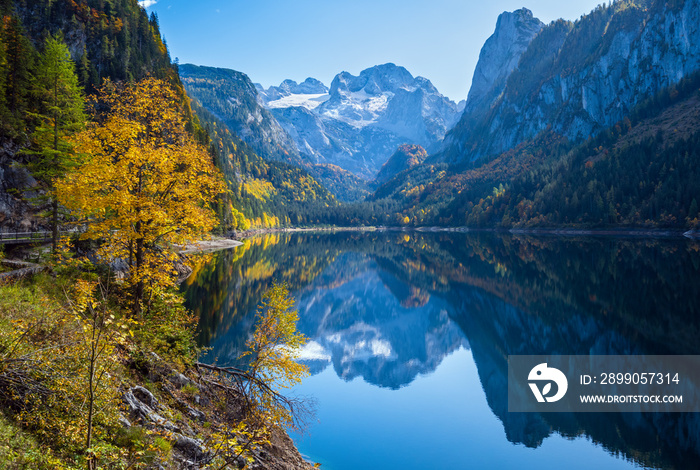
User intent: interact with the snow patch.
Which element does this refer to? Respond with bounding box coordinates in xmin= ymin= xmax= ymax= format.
xmin=267 ymin=93 xmax=330 ymax=110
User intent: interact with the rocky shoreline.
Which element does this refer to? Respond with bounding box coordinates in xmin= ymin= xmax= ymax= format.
xmin=0 ymin=259 xmax=43 ymax=282
xmin=119 ymin=353 xmax=315 ymax=470
xmin=149 ymin=236 xmax=315 ymax=469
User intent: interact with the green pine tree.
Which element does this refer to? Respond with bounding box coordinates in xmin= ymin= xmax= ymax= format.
xmin=27 ymin=34 xmax=85 ymax=251
xmin=0 ymin=19 xmax=8 ymax=128
xmin=689 ymin=198 xmax=699 ymax=221
xmin=2 ymin=15 xmax=35 ymax=139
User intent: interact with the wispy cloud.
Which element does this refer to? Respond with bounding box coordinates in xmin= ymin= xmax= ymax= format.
xmin=138 ymin=0 xmax=158 ymax=8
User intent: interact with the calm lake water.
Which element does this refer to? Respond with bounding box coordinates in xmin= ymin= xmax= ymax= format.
xmin=182 ymin=231 xmax=700 ymax=470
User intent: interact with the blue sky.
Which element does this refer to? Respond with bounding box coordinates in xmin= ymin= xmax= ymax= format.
xmin=142 ymin=0 xmax=606 ymax=101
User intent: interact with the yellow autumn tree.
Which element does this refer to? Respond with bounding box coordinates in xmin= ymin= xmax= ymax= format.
xmin=195 ymin=283 xmax=312 ymax=466
xmin=240 ymin=283 xmax=309 ymax=430
xmin=200 ymin=283 xmax=308 ymax=424
xmin=57 ymin=78 xmax=226 ymax=314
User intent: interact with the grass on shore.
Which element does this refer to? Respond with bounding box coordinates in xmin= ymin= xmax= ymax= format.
xmin=0 ymin=412 xmax=52 ymax=469
xmin=0 ymin=267 xmax=201 ymax=469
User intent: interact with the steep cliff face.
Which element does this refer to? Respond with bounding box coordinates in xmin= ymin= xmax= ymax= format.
xmin=0 ymin=145 xmax=40 ymax=229
xmin=444 ymin=0 xmax=700 ymax=163
xmin=268 ymin=105 xmax=356 ymax=168
xmin=463 ymin=8 xmax=544 ymax=116
xmin=178 ymin=64 xmax=307 ymax=165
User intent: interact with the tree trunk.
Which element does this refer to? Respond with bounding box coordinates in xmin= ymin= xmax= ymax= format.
xmin=133 ymin=168 xmax=144 ymax=316
xmin=52 ymin=89 xmax=59 ymax=253
xmin=133 ymin=233 xmax=144 ymax=316
xmin=86 ymin=322 xmax=96 ymax=470
xmin=52 ymin=198 xmax=58 ymax=252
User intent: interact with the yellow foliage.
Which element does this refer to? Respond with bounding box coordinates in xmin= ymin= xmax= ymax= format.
xmin=240 ymin=283 xmax=309 ymax=431
xmin=227 ymin=203 xmax=251 ymax=231
xmin=261 ymin=233 xmax=279 ymax=250
xmin=0 ymin=281 xmax=122 ymax=466
xmin=57 ymin=78 xmax=226 ymax=311
xmin=243 ymin=178 xmax=276 ymax=201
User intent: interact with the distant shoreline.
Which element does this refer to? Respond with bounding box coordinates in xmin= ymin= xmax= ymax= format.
xmin=418 ymin=226 xmax=699 ymax=239
xmin=506 ymin=228 xmax=699 ymax=238
xmin=226 ymin=225 xmax=700 ymax=240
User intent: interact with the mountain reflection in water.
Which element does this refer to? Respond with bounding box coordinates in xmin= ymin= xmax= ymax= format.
xmin=182 ymin=231 xmax=700 ymax=469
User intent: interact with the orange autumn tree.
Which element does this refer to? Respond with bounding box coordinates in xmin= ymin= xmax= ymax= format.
xmin=57 ymin=78 xmax=226 ymax=314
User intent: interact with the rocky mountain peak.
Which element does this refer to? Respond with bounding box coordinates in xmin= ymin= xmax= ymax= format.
xmin=217 ymin=62 xmax=462 ymax=181
xmin=278 ymin=77 xmax=329 ymax=95
xmin=443 ymin=0 xmax=700 ymax=164
xmin=414 ymin=76 xmax=439 ymax=95
xmin=257 ymin=77 xmax=330 ymax=104
xmin=329 ymin=63 xmax=415 ymax=97
xmin=464 ymin=8 xmax=544 ymax=114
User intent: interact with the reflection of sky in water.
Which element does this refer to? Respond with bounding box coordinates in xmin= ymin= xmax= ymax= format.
xmin=184 ymin=232 xmax=700 ymax=470
xmin=292 ymin=349 xmax=636 ymax=470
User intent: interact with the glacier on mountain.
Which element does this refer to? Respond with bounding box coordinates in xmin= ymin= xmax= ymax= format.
xmin=258 ymin=63 xmax=463 ymax=178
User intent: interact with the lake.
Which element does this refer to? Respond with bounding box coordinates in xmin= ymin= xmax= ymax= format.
xmin=182 ymin=230 xmax=700 ymax=470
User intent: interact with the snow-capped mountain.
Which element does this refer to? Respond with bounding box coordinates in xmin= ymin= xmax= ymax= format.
xmin=256 ymin=78 xmax=330 ymax=110
xmin=258 ymin=64 xmax=464 ymax=179
xmin=181 ymin=63 xmax=462 ymax=183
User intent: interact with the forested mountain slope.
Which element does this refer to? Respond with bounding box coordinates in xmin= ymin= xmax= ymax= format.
xmin=0 ymin=1 xmax=336 ymax=230
xmin=190 ymin=101 xmax=339 ymax=227
xmin=179 ymin=64 xmax=306 ymax=166
xmin=370 ymin=70 xmax=700 ymax=229
xmin=363 ymin=0 xmax=700 ymax=229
